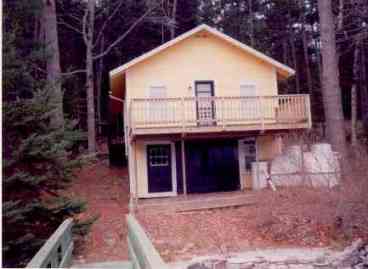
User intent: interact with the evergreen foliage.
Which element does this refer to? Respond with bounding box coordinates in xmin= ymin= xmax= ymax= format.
xmin=3 ymin=90 xmax=88 ymax=267
xmin=3 ymin=1 xmax=91 ymax=267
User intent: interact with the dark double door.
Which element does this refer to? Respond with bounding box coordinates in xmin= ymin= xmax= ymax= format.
xmin=185 ymin=140 xmax=240 ymax=193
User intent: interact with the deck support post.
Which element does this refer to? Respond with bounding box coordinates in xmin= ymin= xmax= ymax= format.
xmin=129 ymin=139 xmax=138 ymax=213
xmin=181 ymin=139 xmax=187 ymax=196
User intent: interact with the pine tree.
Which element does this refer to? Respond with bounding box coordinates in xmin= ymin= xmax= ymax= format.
xmin=3 ymin=1 xmax=92 ymax=267
xmin=3 ymin=91 xmax=88 ymax=267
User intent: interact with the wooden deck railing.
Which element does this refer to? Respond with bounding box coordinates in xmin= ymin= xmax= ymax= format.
xmin=26 ymin=219 xmax=74 ymax=268
xmin=129 ymin=94 xmax=311 ymax=136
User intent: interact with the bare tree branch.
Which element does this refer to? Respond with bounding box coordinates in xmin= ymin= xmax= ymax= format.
xmin=93 ymin=5 xmax=158 ymax=60
xmin=82 ymin=5 xmax=89 ymax=45
xmin=65 ymin=13 xmax=83 ymax=24
xmin=93 ymin=0 xmax=125 ymax=48
xmin=61 ymin=69 xmax=87 ymax=76
xmin=58 ymin=20 xmax=83 ymax=34
xmin=29 ymin=62 xmax=86 ymax=76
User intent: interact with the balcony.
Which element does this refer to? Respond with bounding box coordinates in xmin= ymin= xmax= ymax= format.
xmin=128 ymin=95 xmax=311 ymax=137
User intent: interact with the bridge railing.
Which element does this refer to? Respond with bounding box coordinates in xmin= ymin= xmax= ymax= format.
xmin=127 ymin=214 xmax=169 ymax=269
xmin=26 ymin=218 xmax=74 ymax=268
xmin=26 ymin=215 xmax=169 ymax=269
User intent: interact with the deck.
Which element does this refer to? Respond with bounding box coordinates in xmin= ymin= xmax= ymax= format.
xmin=136 ymin=191 xmax=256 ymax=213
xmin=128 ymin=95 xmax=312 ymax=137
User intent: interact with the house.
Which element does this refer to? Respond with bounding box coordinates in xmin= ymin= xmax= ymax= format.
xmin=109 ymin=24 xmax=311 ymax=199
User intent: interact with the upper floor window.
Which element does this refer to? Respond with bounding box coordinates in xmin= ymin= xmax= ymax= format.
xmin=149 ymin=85 xmax=167 ymax=99
xmin=240 ymin=83 xmax=257 ymax=119
xmin=148 ymin=85 xmax=171 ymax=122
xmin=240 ymin=83 xmax=257 ymax=97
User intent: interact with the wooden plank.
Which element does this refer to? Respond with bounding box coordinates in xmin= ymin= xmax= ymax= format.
xmin=137 ymin=193 xmax=257 ymax=213
xmin=126 ymin=215 xmax=169 ymax=269
xmin=181 ymin=139 xmax=187 ymax=196
xmin=59 ymin=241 xmax=74 ymax=268
xmin=132 ymin=123 xmax=309 ymax=136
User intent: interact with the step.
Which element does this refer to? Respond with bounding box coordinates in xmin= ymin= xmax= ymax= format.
xmin=72 ymin=261 xmax=133 ymax=269
xmin=137 ymin=194 xmax=256 ymax=213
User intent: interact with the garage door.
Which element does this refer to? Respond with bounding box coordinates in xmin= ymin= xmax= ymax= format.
xmin=185 ymin=139 xmax=240 ymax=193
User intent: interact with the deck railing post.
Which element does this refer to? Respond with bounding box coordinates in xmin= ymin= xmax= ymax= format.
xmin=306 ymin=95 xmax=312 ymax=128
xmin=181 ymin=139 xmax=187 ymax=196
xmin=221 ymin=97 xmax=226 ymax=129
xmin=259 ymin=96 xmax=264 ymax=131
xmin=181 ymin=97 xmax=185 ymax=131
xmin=129 ymin=100 xmax=134 ymax=135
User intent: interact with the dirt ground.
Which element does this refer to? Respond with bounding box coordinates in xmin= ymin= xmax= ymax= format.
xmin=67 ymin=159 xmax=367 ymax=264
xmin=69 ymin=159 xmax=130 ymax=264
xmin=136 ymin=187 xmax=368 ymax=262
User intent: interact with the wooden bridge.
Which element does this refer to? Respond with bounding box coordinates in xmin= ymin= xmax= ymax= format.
xmin=26 ymin=215 xmax=169 ymax=269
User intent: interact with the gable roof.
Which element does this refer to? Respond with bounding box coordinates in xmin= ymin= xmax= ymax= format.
xmin=109 ymin=24 xmax=295 ymax=78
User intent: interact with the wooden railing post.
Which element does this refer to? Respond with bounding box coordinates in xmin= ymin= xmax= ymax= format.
xmin=221 ymin=96 xmax=226 ymax=129
xmin=259 ymin=96 xmax=264 ymax=131
xmin=127 ymin=215 xmax=169 ymax=269
xmin=181 ymin=97 xmax=185 ymax=131
xmin=129 ymin=100 xmax=134 ymax=135
xmin=306 ymin=95 xmax=312 ymax=128
xmin=27 ymin=219 xmax=74 ymax=268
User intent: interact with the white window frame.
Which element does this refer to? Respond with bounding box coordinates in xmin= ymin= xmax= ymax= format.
xmin=238 ymin=137 xmax=258 ymax=190
xmin=147 ymin=85 xmax=168 ymax=123
xmin=240 ymin=83 xmax=257 ymax=97
xmin=240 ymin=83 xmax=258 ymax=120
xmin=148 ymin=85 xmax=167 ymax=98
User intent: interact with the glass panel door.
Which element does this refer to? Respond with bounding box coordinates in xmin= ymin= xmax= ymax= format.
xmin=195 ymin=81 xmax=215 ymax=126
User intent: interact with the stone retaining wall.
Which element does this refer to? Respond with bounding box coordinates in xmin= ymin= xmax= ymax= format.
xmin=186 ymin=240 xmax=368 ymax=269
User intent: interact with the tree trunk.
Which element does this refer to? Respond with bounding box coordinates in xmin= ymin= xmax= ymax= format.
xmin=360 ymin=42 xmax=368 ymax=133
xmin=299 ymin=0 xmax=313 ymax=94
xmin=96 ymin=35 xmax=105 ymax=135
xmin=290 ymin=35 xmax=300 ymax=93
xmin=248 ymin=0 xmax=255 ymax=47
xmin=170 ymin=0 xmax=177 ymax=39
xmin=337 ymin=0 xmax=344 ymax=32
xmin=282 ymin=38 xmax=290 ymax=92
xmin=282 ymin=38 xmax=288 ymax=65
xmin=42 ymin=0 xmax=64 ymax=129
xmin=161 ymin=22 xmax=165 ymax=44
xmin=351 ymin=42 xmax=360 ymax=147
xmin=317 ymin=0 xmax=347 ymax=157
xmin=314 ymin=34 xmax=322 ymax=89
xmin=86 ymin=0 xmax=96 ymax=153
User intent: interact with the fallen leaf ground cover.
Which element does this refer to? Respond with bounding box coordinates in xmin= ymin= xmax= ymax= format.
xmin=137 ymin=187 xmax=368 ymax=262
xmin=67 ymin=158 xmax=368 ymax=264
xmin=69 ymin=159 xmax=130 ymax=264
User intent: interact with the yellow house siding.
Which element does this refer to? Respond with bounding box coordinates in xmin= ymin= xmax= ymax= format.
xmin=257 ymin=135 xmax=283 ymax=161
xmin=134 ymin=135 xmax=283 ymax=197
xmin=135 ymin=141 xmax=147 ymax=197
xmin=124 ymin=30 xmax=287 ymax=198
xmin=125 ymin=31 xmax=278 ymax=103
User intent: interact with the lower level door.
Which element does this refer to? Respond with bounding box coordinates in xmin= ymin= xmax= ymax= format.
xmin=147 ymin=144 xmax=173 ymax=193
xmin=186 ymin=140 xmax=239 ymax=193
xmin=238 ymin=138 xmax=257 ymax=189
